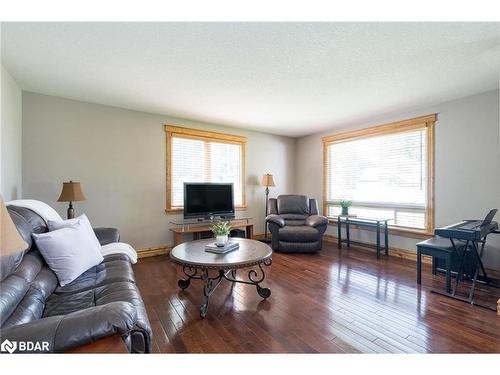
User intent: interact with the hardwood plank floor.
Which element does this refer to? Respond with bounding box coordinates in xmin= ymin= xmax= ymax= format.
xmin=133 ymin=242 xmax=500 ymax=353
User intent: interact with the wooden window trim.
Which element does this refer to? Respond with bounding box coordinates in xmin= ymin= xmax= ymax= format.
xmin=322 ymin=114 xmax=436 ymax=236
xmin=165 ymin=125 xmax=247 ymax=214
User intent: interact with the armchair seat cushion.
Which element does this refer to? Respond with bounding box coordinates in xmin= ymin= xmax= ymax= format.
xmin=278 ymin=226 xmax=319 ymax=242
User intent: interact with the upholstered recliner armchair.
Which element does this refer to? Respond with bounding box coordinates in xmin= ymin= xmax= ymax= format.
xmin=265 ymin=195 xmax=328 ymax=253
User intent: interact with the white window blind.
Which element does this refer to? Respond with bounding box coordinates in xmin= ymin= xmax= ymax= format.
xmin=170 ymin=136 xmax=244 ymax=208
xmin=326 ymin=128 xmax=428 ymax=229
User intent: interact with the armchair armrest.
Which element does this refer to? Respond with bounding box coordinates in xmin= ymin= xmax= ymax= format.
xmin=305 ymin=215 xmax=328 ymax=228
xmin=93 ymin=227 xmax=120 ymax=245
xmin=0 ymin=301 xmax=137 ymax=353
xmin=266 ymin=214 xmax=285 ymax=228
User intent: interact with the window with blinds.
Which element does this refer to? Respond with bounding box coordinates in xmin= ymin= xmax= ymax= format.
xmin=323 ymin=115 xmax=435 ymax=232
xmin=165 ymin=126 xmax=246 ymax=211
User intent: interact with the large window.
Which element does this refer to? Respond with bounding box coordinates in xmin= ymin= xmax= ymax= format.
xmin=323 ymin=114 xmax=435 ymax=234
xmin=165 ymin=125 xmax=246 ymax=212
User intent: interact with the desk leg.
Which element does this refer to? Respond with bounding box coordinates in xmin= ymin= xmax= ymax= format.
xmin=445 ymin=254 xmax=452 ymax=293
xmin=417 ymin=249 xmax=422 ymax=285
xmin=376 ymin=222 xmax=380 ymax=259
xmin=246 ymin=224 xmax=253 ymax=239
xmin=338 ymin=220 xmax=342 ymax=249
xmin=346 ymin=222 xmax=350 ymax=248
xmin=384 ymin=222 xmax=389 ymax=255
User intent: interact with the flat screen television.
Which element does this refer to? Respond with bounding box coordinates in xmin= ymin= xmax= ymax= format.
xmin=183 ymin=182 xmax=235 ymax=219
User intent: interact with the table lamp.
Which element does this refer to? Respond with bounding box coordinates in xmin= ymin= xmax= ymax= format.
xmin=1 ymin=195 xmax=28 ymax=257
xmin=57 ymin=181 xmax=86 ymax=219
xmin=261 ymin=173 xmax=276 ymax=242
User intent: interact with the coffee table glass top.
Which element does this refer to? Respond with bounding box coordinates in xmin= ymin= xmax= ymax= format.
xmin=170 ymin=238 xmax=272 ymax=269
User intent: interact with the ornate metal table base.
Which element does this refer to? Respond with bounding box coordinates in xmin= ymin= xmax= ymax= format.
xmin=178 ymin=259 xmax=272 ymax=318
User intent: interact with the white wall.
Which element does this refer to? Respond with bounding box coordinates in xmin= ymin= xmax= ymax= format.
xmin=1 ymin=65 xmax=22 ymax=200
xmin=22 ymin=92 xmax=296 ymax=249
xmin=296 ymin=90 xmax=500 ymax=269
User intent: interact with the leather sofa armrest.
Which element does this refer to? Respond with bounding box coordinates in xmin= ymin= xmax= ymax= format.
xmin=266 ymin=214 xmax=285 ymax=228
xmin=93 ymin=227 xmax=120 ymax=245
xmin=305 ymin=215 xmax=328 ymax=228
xmin=0 ymin=301 xmax=137 ymax=353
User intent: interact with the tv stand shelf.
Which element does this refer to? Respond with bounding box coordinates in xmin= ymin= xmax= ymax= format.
xmin=170 ymin=217 xmax=253 ymax=246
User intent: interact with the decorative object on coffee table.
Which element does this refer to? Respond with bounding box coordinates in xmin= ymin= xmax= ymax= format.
xmin=57 ymin=180 xmax=86 ymax=219
xmin=338 ymin=200 xmax=352 ymax=216
xmin=170 ymin=238 xmax=272 ymax=318
xmin=261 ymin=173 xmax=276 ymax=242
xmin=211 ymin=221 xmax=231 ymax=247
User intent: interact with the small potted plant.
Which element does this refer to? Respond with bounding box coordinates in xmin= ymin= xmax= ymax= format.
xmin=212 ymin=221 xmax=231 ymax=247
xmin=338 ymin=200 xmax=352 ymax=216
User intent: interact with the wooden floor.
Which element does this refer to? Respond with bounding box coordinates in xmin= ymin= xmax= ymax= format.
xmin=133 ymin=242 xmax=500 ymax=353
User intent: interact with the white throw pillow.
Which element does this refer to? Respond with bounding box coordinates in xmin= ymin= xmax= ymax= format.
xmin=48 ymin=214 xmax=101 ymax=249
xmin=33 ymin=222 xmax=104 ymax=286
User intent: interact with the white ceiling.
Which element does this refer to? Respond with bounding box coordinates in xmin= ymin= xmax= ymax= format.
xmin=2 ymin=22 xmax=499 ymax=137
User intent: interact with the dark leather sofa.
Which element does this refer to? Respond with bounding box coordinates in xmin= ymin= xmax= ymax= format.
xmin=266 ymin=195 xmax=328 ymax=253
xmin=0 ymin=205 xmax=152 ymax=353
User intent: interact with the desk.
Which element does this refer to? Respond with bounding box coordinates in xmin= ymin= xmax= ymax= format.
xmin=170 ymin=218 xmax=253 ymax=246
xmin=337 ymin=216 xmax=391 ymax=259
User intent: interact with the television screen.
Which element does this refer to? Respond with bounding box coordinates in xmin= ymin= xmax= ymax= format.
xmin=184 ymin=183 xmax=235 ymax=219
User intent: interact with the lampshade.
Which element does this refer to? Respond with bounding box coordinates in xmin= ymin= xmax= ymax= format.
xmin=261 ymin=174 xmax=276 ymax=187
xmin=1 ymin=195 xmax=28 ymax=257
xmin=57 ymin=181 xmax=86 ymax=202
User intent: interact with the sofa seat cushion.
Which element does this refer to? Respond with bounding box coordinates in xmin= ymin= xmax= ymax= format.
xmin=44 ymin=281 xmax=138 ymax=316
xmin=42 ymin=280 xmax=152 ymax=345
xmin=278 ymin=226 xmax=319 ymax=242
xmin=53 ymin=256 xmax=136 ymax=295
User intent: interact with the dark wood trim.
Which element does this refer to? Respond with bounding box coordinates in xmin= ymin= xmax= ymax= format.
xmin=66 ymin=335 xmax=128 ymax=353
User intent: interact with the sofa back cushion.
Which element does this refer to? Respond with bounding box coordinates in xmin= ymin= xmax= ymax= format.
xmin=277 ymin=195 xmax=309 ymax=215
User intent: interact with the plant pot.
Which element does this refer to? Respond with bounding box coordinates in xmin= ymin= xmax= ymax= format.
xmin=215 ymin=234 xmax=229 ymax=247
xmin=341 ymin=207 xmax=349 ymax=216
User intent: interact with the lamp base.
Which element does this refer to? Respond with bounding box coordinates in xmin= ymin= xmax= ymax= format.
xmin=67 ymin=206 xmax=75 ymax=219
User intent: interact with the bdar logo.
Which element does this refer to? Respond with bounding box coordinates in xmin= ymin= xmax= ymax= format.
xmin=1 ymin=339 xmax=17 ymax=354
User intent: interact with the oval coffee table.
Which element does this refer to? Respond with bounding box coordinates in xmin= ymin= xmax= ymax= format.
xmin=170 ymin=238 xmax=272 ymax=318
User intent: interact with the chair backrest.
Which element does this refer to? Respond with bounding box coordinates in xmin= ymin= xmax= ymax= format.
xmin=276 ymin=195 xmax=310 ymax=215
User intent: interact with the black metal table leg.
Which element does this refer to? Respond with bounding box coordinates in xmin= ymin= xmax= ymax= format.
xmin=384 ymin=222 xmax=389 ymax=255
xmin=346 ymin=221 xmax=350 ymax=248
xmin=445 ymin=254 xmax=451 ymax=293
xmin=178 ymin=266 xmax=200 ymax=290
xmin=376 ymin=221 xmax=381 ymax=259
xmin=417 ymin=248 xmax=422 ymax=285
xmin=223 ymin=259 xmax=272 ymax=299
xmin=338 ymin=218 xmax=342 ymax=249
xmin=180 ymin=260 xmax=272 ymax=319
